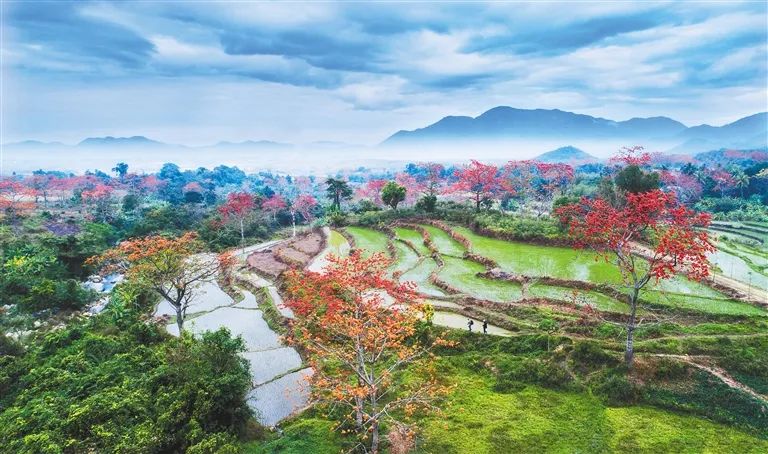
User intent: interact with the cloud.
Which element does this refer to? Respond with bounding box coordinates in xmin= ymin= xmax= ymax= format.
xmin=2 ymin=1 xmax=766 ymax=144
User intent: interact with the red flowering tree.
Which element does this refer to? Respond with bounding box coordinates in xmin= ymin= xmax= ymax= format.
xmin=262 ymin=194 xmax=287 ymax=221
xmin=81 ymin=183 xmax=115 ymax=221
xmin=556 ymin=190 xmax=714 ymax=367
xmin=452 ymin=160 xmax=503 ymax=210
xmin=609 ymin=145 xmax=652 ymax=167
xmin=0 ymin=178 xmax=35 ymax=220
xmin=88 ymin=232 xmax=234 ymax=332
xmin=283 ymin=252 xmax=452 ymax=453
xmin=219 ymin=192 xmax=257 ymax=249
xmin=288 ymin=194 xmax=318 ymax=236
xmin=355 ymin=179 xmax=387 ymax=207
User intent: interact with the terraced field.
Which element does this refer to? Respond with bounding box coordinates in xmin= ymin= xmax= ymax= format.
xmin=344 ymin=226 xmax=389 ymax=257
xmin=340 ymin=224 xmax=767 ymax=322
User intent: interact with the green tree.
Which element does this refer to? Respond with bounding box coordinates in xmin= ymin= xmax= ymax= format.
xmin=111 ymin=162 xmax=129 ymax=179
xmin=325 ymin=178 xmax=352 ymax=211
xmin=614 ymin=165 xmax=659 ymax=194
xmin=381 ymin=181 xmax=406 ymax=210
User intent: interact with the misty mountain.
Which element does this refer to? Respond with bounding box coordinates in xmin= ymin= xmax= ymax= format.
xmin=213 ymin=140 xmax=293 ymax=150
xmin=534 ymin=146 xmax=598 ymax=163
xmin=78 ymin=136 xmax=169 ymax=147
xmin=381 ymin=107 xmax=766 ymax=152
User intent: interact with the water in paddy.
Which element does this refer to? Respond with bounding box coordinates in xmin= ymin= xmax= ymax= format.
xmin=420 ymin=224 xmax=466 ymax=256
xmin=154 ymin=280 xmax=234 ymax=317
xmin=345 ymin=226 xmax=389 ymax=257
xmin=439 ymin=256 xmax=523 ymax=302
xmin=399 ymin=259 xmax=445 ymax=296
xmin=431 ymin=311 xmax=512 ymax=336
xmin=424 ymin=299 xmax=463 ymax=310
xmin=247 ymin=368 xmax=313 ymax=427
xmin=307 ymin=228 xmax=351 ymax=272
xmin=708 ymin=240 xmax=768 ymax=291
xmin=394 ymin=227 xmax=431 ymax=256
xmin=451 ymin=225 xmax=748 ymax=308
xmin=391 ymin=241 xmax=421 ymax=275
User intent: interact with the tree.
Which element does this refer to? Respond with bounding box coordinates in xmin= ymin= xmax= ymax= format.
xmin=381 ymin=181 xmax=406 ymax=210
xmin=355 ymin=179 xmax=387 ymax=207
xmin=614 ymin=165 xmax=660 ymax=194
xmin=80 ymin=184 xmax=115 ymax=222
xmin=0 ymin=179 xmax=35 ymax=220
xmin=732 ymin=170 xmax=750 ymax=198
xmin=88 ymin=232 xmax=234 ymax=332
xmin=556 ymin=190 xmax=714 ymax=367
xmin=218 ymin=192 xmax=256 ymax=250
xmin=325 ymin=178 xmax=352 ymax=211
xmin=262 ymin=194 xmax=287 ymax=221
xmin=283 ymin=252 xmax=451 ymax=453
xmin=112 ymin=162 xmax=129 ymax=179
xmin=288 ymin=194 xmax=318 ymax=237
xmin=452 ymin=160 xmax=503 ymax=210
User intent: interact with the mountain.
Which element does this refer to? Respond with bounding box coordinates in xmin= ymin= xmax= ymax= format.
xmin=213 ymin=140 xmax=293 ymax=150
xmin=2 ymin=140 xmax=67 ymax=150
xmin=381 ymin=107 xmax=766 ymax=153
xmin=78 ymin=136 xmax=168 ymax=147
xmin=535 ymin=146 xmax=598 ymax=163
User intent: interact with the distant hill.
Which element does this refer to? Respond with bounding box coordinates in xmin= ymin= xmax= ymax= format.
xmin=78 ymin=136 xmax=168 ymax=147
xmin=534 ymin=146 xmax=598 ymax=163
xmin=381 ymin=107 xmax=767 ymax=153
xmin=213 ymin=140 xmax=293 ymax=150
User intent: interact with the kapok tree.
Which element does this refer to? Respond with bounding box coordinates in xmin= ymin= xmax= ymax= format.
xmin=88 ymin=232 xmax=234 ymax=332
xmin=283 ymin=252 xmax=452 ymax=453
xmin=0 ymin=178 xmax=35 ymax=220
xmin=80 ymin=183 xmax=115 ymax=222
xmin=262 ymin=194 xmax=287 ymax=221
xmin=288 ymin=194 xmax=318 ymax=237
xmin=218 ymin=192 xmax=257 ymax=250
xmin=452 ymin=160 xmax=503 ymax=210
xmin=556 ymin=189 xmax=714 ymax=367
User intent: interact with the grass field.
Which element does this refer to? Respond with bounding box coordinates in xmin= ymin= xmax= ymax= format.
xmin=418 ymin=373 xmax=768 ymax=454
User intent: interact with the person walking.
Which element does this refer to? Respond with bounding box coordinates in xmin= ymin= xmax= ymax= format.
xmin=483 ymin=319 xmax=488 ymax=334
xmin=467 ymin=319 xmax=474 ymax=332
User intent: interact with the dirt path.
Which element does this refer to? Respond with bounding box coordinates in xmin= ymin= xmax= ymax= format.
xmin=653 ymin=354 xmax=768 ymax=404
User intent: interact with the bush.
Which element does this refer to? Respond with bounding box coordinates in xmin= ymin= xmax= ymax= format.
xmin=592 ymin=372 xmax=640 ymax=405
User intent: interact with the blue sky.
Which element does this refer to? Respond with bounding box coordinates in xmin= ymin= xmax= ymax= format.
xmin=1 ymin=1 xmax=766 ymax=145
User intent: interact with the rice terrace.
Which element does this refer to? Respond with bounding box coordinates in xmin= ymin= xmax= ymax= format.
xmin=2 ymin=1 xmax=768 ymax=453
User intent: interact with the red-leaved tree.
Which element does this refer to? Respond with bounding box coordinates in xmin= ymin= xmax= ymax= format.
xmin=262 ymin=194 xmax=287 ymax=221
xmin=452 ymin=160 xmax=503 ymax=210
xmin=219 ymin=192 xmax=257 ymax=250
xmin=289 ymin=194 xmax=318 ymax=236
xmin=283 ymin=252 xmax=452 ymax=453
xmin=556 ymin=190 xmax=714 ymax=367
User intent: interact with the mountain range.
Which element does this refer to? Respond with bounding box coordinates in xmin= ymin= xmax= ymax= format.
xmin=381 ymin=107 xmax=767 ymax=152
xmin=5 ymin=107 xmax=767 ymax=155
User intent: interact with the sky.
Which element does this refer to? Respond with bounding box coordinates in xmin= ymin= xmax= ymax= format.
xmin=1 ymin=1 xmax=767 ymax=146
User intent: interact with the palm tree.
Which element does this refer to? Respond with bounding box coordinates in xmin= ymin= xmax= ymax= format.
xmin=733 ymin=171 xmax=750 ymax=198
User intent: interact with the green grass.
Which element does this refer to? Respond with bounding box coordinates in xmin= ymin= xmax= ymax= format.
xmin=420 ymin=224 xmax=466 ymax=257
xmin=418 ymin=373 xmax=768 ymax=454
xmin=242 ymin=418 xmax=343 ymax=454
xmin=643 ymin=291 xmax=766 ymax=316
xmin=344 ymin=226 xmax=390 ymax=257
xmin=528 ymin=285 xmax=632 ymax=314
xmin=394 ymin=227 xmax=431 ymax=256
xmin=327 ymin=229 xmax=350 ymax=255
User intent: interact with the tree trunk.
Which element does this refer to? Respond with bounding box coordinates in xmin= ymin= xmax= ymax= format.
xmin=371 ymin=419 xmax=380 ymax=454
xmin=291 ymin=211 xmax=297 ymax=237
xmin=239 ymin=218 xmax=245 ymax=252
xmin=176 ymin=305 xmax=184 ymax=333
xmin=475 ymin=193 xmax=481 ymax=211
xmin=624 ymin=287 xmax=639 ymax=367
